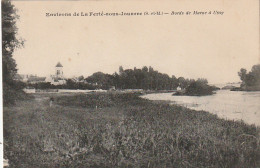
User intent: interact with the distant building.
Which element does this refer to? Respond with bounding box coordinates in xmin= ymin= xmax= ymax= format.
xmin=14 ymin=74 xmax=46 ymax=84
xmin=46 ymin=62 xmax=66 ymax=85
xmin=16 ymin=62 xmax=66 ymax=85
xmin=55 ymin=62 xmax=64 ymax=78
xmin=27 ymin=76 xmax=46 ymax=84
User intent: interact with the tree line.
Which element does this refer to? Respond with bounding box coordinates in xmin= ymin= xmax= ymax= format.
xmin=25 ymin=66 xmax=201 ymax=91
xmin=84 ymin=66 xmax=202 ymax=90
xmin=85 ymin=66 xmax=179 ymax=90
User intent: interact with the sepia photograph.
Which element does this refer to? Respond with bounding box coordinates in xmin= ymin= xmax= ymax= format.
xmin=1 ymin=0 xmax=259 ymax=167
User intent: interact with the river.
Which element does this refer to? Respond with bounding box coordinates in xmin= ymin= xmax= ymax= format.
xmin=141 ymin=90 xmax=260 ymax=126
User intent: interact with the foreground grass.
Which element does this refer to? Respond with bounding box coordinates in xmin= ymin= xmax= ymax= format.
xmin=4 ymin=92 xmax=260 ymax=167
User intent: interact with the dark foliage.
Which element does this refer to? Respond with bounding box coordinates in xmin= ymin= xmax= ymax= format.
xmin=174 ymin=79 xmax=216 ymax=96
xmin=3 ymin=82 xmax=31 ymax=105
xmin=238 ymin=64 xmax=260 ymax=91
xmin=26 ymin=80 xmax=96 ymax=90
xmin=85 ymin=66 xmax=180 ymax=90
xmin=185 ymin=81 xmax=214 ymax=96
xmin=2 ymin=0 xmax=26 ymax=105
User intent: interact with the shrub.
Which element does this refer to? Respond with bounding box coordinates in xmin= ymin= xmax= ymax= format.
xmin=185 ymin=81 xmax=214 ymax=96
xmin=3 ymin=82 xmax=31 ymax=106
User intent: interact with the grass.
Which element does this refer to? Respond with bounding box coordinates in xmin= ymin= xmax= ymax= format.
xmin=3 ymin=92 xmax=260 ymax=167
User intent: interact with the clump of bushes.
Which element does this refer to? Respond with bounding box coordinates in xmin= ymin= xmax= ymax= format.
xmin=185 ymin=81 xmax=215 ymax=96
xmin=174 ymin=79 xmax=218 ymax=96
xmin=3 ymin=81 xmax=32 ymax=106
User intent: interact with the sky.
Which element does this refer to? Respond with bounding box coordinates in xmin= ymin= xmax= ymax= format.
xmin=12 ymin=0 xmax=259 ymax=84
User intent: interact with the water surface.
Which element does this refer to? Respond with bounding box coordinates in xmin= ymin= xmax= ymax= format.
xmin=141 ymin=90 xmax=260 ymax=126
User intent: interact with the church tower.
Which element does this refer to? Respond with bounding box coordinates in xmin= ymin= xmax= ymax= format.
xmin=55 ymin=62 xmax=63 ymax=78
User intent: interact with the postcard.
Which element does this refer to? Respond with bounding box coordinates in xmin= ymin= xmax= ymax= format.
xmin=1 ymin=0 xmax=259 ymax=167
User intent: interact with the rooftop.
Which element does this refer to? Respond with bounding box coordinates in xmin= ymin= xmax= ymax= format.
xmin=56 ymin=62 xmax=63 ymax=67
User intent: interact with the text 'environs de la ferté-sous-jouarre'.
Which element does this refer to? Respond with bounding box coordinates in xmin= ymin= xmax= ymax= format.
xmin=45 ymin=10 xmax=224 ymax=17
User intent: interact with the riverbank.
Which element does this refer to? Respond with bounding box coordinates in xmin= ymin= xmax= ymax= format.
xmin=3 ymin=92 xmax=260 ymax=167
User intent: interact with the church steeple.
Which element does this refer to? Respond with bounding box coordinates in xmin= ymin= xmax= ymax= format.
xmin=55 ymin=62 xmax=63 ymax=78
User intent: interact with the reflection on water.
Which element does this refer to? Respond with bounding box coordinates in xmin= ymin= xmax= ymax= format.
xmin=141 ymin=90 xmax=260 ymax=126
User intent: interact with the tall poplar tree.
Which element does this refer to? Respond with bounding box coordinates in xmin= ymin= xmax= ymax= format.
xmin=2 ymin=0 xmax=24 ymax=104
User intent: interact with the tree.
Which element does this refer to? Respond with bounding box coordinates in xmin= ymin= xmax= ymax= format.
xmin=2 ymin=0 xmax=23 ymax=83
xmin=119 ymin=66 xmax=124 ymax=75
xmin=178 ymin=77 xmax=186 ymax=89
xmin=85 ymin=72 xmax=115 ymax=89
xmin=170 ymin=75 xmax=179 ymax=90
xmin=78 ymin=75 xmax=84 ymax=81
xmin=250 ymin=64 xmax=260 ymax=85
xmin=237 ymin=64 xmax=260 ymax=91
xmin=196 ymin=78 xmax=208 ymax=85
xmin=2 ymin=0 xmax=24 ymax=105
xmin=238 ymin=68 xmax=247 ymax=82
xmin=142 ymin=66 xmax=148 ymax=73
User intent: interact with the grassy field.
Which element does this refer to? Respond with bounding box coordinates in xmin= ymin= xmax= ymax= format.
xmin=3 ymin=92 xmax=260 ymax=168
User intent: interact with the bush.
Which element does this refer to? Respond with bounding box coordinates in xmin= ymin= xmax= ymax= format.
xmin=185 ymin=81 xmax=214 ymax=96
xmin=3 ymin=82 xmax=31 ymax=106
